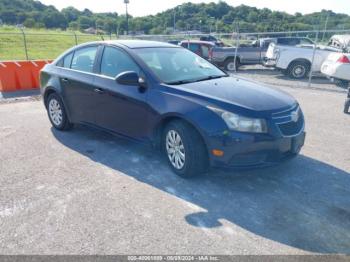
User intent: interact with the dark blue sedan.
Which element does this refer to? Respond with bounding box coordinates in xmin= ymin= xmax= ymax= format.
xmin=40 ymin=40 xmax=305 ymax=177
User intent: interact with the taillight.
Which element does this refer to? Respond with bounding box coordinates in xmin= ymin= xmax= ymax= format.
xmin=337 ymin=55 xmax=350 ymax=64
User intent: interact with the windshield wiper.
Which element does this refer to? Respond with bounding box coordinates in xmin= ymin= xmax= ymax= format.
xmin=165 ymin=79 xmax=194 ymax=85
xmin=165 ymin=75 xmax=228 ymax=85
xmin=193 ymin=75 xmax=228 ymax=83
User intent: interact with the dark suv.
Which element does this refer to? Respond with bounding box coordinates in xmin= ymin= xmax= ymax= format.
xmin=41 ymin=40 xmax=305 ymax=177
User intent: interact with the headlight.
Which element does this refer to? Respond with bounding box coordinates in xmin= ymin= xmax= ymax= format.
xmin=208 ymin=107 xmax=267 ymax=133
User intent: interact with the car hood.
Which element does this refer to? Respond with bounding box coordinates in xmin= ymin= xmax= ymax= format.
xmin=171 ymin=76 xmax=296 ymax=113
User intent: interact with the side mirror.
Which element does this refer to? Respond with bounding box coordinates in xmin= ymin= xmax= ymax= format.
xmin=115 ymin=71 xmax=139 ymax=86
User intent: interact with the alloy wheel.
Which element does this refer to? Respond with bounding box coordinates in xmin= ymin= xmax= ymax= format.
xmin=292 ymin=65 xmax=306 ymax=78
xmin=166 ymin=130 xmax=186 ymax=170
xmin=48 ymin=98 xmax=63 ymax=126
xmin=227 ymin=61 xmax=236 ymax=71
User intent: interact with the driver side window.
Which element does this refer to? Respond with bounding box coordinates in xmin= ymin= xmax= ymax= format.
xmin=100 ymin=46 xmax=140 ymax=78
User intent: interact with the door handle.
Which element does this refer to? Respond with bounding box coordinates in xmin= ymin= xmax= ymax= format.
xmin=61 ymin=78 xmax=69 ymax=83
xmin=94 ymin=88 xmax=105 ymax=94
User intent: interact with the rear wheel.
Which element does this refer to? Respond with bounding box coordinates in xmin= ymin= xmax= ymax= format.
xmin=287 ymin=61 xmax=310 ymax=79
xmin=47 ymin=93 xmax=73 ymax=131
xmin=224 ymin=58 xmax=240 ymax=72
xmin=163 ymin=120 xmax=208 ymax=178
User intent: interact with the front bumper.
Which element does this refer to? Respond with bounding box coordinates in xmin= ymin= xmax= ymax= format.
xmin=208 ymin=131 xmax=305 ymax=169
xmin=207 ymin=105 xmax=306 ymax=169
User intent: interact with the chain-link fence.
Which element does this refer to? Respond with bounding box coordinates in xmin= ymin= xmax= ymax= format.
xmin=0 ymin=30 xmax=119 ymax=61
xmin=1 ymin=28 xmax=349 ymax=90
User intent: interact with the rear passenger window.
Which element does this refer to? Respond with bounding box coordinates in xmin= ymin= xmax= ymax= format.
xmin=71 ymin=46 xmax=97 ymax=73
xmin=56 ymin=52 xmax=73 ymax=68
xmin=63 ymin=52 xmax=73 ymax=68
xmin=100 ymin=46 xmax=140 ymax=78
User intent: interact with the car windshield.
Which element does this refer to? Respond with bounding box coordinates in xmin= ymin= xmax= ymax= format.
xmin=134 ymin=47 xmax=227 ymax=85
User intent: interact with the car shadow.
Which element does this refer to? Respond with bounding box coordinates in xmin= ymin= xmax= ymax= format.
xmin=51 ymin=125 xmax=350 ymax=254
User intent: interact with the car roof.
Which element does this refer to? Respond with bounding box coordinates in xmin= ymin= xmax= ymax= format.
xmin=105 ymin=40 xmax=178 ymax=49
xmin=179 ymin=40 xmax=215 ymax=45
xmin=76 ymin=40 xmax=179 ymax=49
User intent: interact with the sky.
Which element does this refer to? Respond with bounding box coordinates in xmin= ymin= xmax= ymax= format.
xmin=39 ymin=0 xmax=350 ymax=16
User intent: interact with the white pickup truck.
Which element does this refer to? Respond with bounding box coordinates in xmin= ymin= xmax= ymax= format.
xmin=265 ymin=35 xmax=350 ymax=79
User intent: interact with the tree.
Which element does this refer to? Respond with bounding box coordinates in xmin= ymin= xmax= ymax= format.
xmin=42 ymin=11 xmax=67 ymax=29
xmin=78 ymin=16 xmax=94 ymax=30
xmin=68 ymin=21 xmax=79 ymax=31
xmin=0 ymin=10 xmax=17 ymax=24
xmin=1 ymin=0 xmax=350 ymax=33
xmin=62 ymin=7 xmax=80 ymax=23
xmin=23 ymin=18 xmax=35 ymax=28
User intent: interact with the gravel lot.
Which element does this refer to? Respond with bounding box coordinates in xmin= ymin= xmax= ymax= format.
xmin=0 ymin=70 xmax=349 ymax=255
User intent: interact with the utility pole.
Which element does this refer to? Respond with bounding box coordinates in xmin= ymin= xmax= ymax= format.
xmin=124 ymin=0 xmax=129 ymax=35
xmin=322 ymin=13 xmax=329 ymax=42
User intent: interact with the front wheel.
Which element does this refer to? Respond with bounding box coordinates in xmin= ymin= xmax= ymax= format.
xmin=224 ymin=58 xmax=240 ymax=72
xmin=163 ymin=121 xmax=208 ymax=178
xmin=287 ymin=61 xmax=310 ymax=79
xmin=46 ymin=93 xmax=73 ymax=131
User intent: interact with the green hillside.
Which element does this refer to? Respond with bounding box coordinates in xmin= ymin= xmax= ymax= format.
xmin=1 ymin=0 xmax=350 ymax=34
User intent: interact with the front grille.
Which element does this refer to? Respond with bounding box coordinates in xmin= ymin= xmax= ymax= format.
xmin=278 ymin=110 xmax=304 ymax=136
xmin=278 ymin=115 xmax=304 ymax=136
xmin=272 ymin=105 xmax=304 ymax=136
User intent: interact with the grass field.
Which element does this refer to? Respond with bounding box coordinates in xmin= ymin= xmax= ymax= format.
xmin=0 ymin=26 xmax=116 ymax=61
xmin=0 ymin=26 xmax=234 ymax=61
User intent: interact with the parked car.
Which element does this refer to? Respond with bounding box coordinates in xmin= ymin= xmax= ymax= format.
xmin=168 ymin=40 xmax=180 ymax=46
xmin=265 ymin=35 xmax=350 ymax=79
xmin=321 ymin=53 xmax=350 ymax=88
xmin=199 ymin=35 xmax=224 ymax=46
xmin=210 ymin=37 xmax=314 ymax=71
xmin=41 ymin=40 xmax=305 ymax=177
xmin=179 ymin=40 xmax=215 ymax=60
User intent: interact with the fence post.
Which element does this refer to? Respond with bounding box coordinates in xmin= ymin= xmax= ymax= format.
xmin=73 ymin=32 xmax=78 ymax=46
xmin=308 ymin=30 xmax=319 ymax=88
xmin=233 ymin=23 xmax=240 ymax=73
xmin=20 ymin=28 xmax=29 ymax=60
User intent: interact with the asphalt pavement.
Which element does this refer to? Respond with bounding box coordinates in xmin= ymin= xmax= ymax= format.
xmin=0 ymin=82 xmax=349 ymax=254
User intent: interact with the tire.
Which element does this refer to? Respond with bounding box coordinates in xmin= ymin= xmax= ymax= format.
xmin=344 ymin=99 xmax=350 ymax=114
xmin=287 ymin=61 xmax=310 ymax=79
xmin=163 ymin=120 xmax=208 ymax=178
xmin=336 ymin=80 xmax=349 ymax=89
xmin=224 ymin=58 xmax=240 ymax=72
xmin=46 ymin=93 xmax=73 ymax=131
